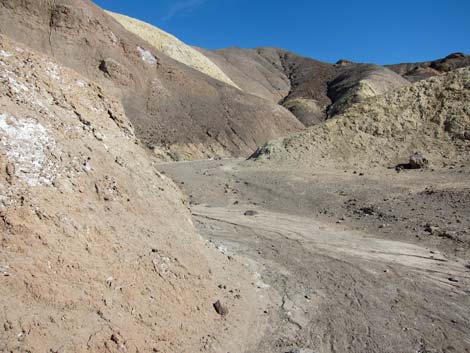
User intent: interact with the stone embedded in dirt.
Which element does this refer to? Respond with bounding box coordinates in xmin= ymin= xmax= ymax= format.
xmin=439 ymin=230 xmax=458 ymax=241
xmin=359 ymin=206 xmax=376 ymax=216
xmin=110 ymin=333 xmax=122 ymax=345
xmin=448 ymin=277 xmax=459 ymax=283
xmin=424 ymin=223 xmax=439 ymax=234
xmin=409 ymin=153 xmax=429 ymax=169
xmin=213 ymin=300 xmax=229 ymax=316
xmin=244 ymin=210 xmax=258 ymax=216
xmin=286 ymin=349 xmax=316 ymax=353
xmin=0 ymin=265 xmax=10 ymax=276
xmin=93 ymin=129 xmax=105 ymax=141
xmin=5 ymin=161 xmax=15 ymax=184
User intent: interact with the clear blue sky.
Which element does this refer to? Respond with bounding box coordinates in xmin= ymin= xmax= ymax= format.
xmin=94 ymin=0 xmax=470 ymax=65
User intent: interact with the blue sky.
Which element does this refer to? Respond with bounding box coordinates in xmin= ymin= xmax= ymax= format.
xmin=94 ymin=0 xmax=470 ymax=65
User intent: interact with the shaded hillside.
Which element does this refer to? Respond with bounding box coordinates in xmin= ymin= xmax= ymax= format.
xmin=0 ymin=0 xmax=302 ymax=160
xmin=201 ymin=47 xmax=410 ymax=125
xmin=251 ymin=68 xmax=470 ymax=168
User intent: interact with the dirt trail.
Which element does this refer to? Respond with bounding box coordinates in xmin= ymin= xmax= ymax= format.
xmin=160 ymin=159 xmax=470 ymax=353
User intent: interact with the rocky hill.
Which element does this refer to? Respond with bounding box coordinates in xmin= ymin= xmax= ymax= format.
xmin=0 ymin=34 xmax=263 ymax=353
xmin=0 ymin=0 xmax=302 ymax=160
xmin=1 ymin=0 xmax=464 ymax=162
xmin=251 ymin=68 xmax=470 ymax=168
xmin=387 ymin=52 xmax=470 ymax=82
xmin=201 ymin=47 xmax=411 ymax=125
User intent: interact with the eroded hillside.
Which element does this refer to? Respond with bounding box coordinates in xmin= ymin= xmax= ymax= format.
xmin=201 ymin=47 xmax=411 ymax=125
xmin=0 ymin=0 xmax=302 ymax=160
xmin=252 ymin=68 xmax=470 ymax=168
xmin=0 ymin=35 xmax=264 ymax=353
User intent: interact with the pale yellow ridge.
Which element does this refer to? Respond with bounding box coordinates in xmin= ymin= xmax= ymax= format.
xmin=106 ymin=11 xmax=240 ymax=89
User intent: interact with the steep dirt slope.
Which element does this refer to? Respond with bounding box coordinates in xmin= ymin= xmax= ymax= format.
xmin=105 ymin=11 xmax=240 ymax=89
xmin=0 ymin=0 xmax=302 ymax=160
xmin=387 ymin=52 xmax=470 ymax=82
xmin=198 ymin=47 xmax=291 ymax=103
xmin=252 ymin=68 xmax=470 ymax=168
xmin=202 ymin=47 xmax=409 ymax=126
xmin=0 ymin=35 xmax=264 ymax=353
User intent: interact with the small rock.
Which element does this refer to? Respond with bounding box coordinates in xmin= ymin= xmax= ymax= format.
xmin=424 ymin=223 xmax=439 ymax=234
xmin=244 ymin=210 xmax=258 ymax=216
xmin=409 ymin=152 xmax=429 ymax=169
xmin=105 ymin=276 xmax=113 ymax=287
xmin=0 ymin=265 xmax=10 ymax=276
xmin=5 ymin=162 xmax=15 ymax=184
xmin=110 ymin=333 xmax=119 ymax=344
xmin=439 ymin=230 xmax=458 ymax=240
xmin=93 ymin=129 xmax=105 ymax=141
xmin=115 ymin=156 xmax=125 ymax=167
xmin=213 ymin=300 xmax=229 ymax=316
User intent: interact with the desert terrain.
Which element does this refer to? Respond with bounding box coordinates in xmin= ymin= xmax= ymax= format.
xmin=160 ymin=158 xmax=470 ymax=353
xmin=0 ymin=0 xmax=469 ymax=352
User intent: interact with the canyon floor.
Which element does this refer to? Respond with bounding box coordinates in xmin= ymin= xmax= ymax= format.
xmin=160 ymin=159 xmax=470 ymax=353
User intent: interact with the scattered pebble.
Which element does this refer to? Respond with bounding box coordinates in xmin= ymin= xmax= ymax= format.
xmin=213 ymin=300 xmax=229 ymax=316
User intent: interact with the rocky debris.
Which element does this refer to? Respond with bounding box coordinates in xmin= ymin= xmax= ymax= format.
xmin=409 ymin=153 xmax=429 ymax=169
xmin=98 ymin=58 xmax=133 ymax=85
xmin=424 ymin=223 xmax=440 ymax=235
xmin=213 ymin=300 xmax=229 ymax=316
xmin=244 ymin=210 xmax=259 ymax=216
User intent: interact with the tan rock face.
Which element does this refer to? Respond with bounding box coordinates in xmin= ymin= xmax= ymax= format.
xmin=0 ymin=35 xmax=262 ymax=353
xmin=252 ymin=68 xmax=470 ymax=168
